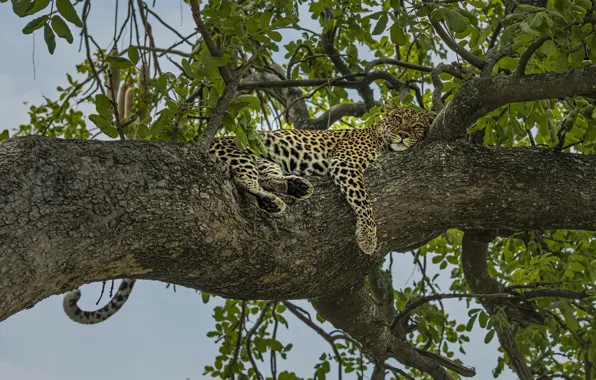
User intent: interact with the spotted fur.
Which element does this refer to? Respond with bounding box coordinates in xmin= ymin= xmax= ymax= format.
xmin=63 ymin=279 xmax=135 ymax=324
xmin=62 ymin=102 xmax=434 ymax=325
xmin=210 ymin=100 xmax=435 ymax=254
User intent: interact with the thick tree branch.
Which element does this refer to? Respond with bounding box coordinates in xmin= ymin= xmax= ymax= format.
xmin=1 ymin=138 xmax=595 ymax=323
xmin=311 ymin=284 xmax=456 ymax=380
xmin=430 ymin=64 xmax=596 ymax=141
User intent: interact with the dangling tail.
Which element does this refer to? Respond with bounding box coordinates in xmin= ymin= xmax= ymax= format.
xmin=63 ymin=278 xmax=136 ymax=324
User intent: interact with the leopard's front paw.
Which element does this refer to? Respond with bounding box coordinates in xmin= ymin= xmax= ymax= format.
xmin=355 ymin=218 xmax=377 ymax=254
xmin=256 ymin=193 xmax=286 ymax=215
xmin=287 ymin=176 xmax=314 ymax=199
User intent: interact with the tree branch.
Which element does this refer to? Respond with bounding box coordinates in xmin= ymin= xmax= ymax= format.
xmin=431 ymin=21 xmax=486 ymax=69
xmin=188 ymin=0 xmax=233 ymax=84
xmin=311 ymin=284 xmax=456 ymax=380
xmin=516 ymin=36 xmax=550 ymax=76
xmin=1 ymin=138 xmax=595 ymax=323
xmin=197 ymin=74 xmax=240 ymax=152
xmin=321 ymin=9 xmax=375 ymax=108
xmin=429 ymin=64 xmax=596 ymax=141
xmin=462 ymin=232 xmax=534 ymax=380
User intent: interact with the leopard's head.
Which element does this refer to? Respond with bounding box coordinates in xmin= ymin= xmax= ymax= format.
xmin=380 ymin=99 xmax=435 ymax=152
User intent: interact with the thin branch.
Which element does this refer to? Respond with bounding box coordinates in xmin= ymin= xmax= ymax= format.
xmin=284 ymin=301 xmax=343 ymax=380
xmin=188 ymin=0 xmax=233 ymax=83
xmin=197 ymin=74 xmax=239 ymax=152
xmin=227 ymin=301 xmax=246 ymax=377
xmin=431 ymin=21 xmax=485 ymax=69
xmin=321 ymin=8 xmax=375 ymax=108
xmin=142 ymin=5 xmax=194 ymax=46
xmin=365 ymin=58 xmax=433 ymax=73
xmin=244 ymin=302 xmax=272 ymax=380
xmin=135 ymin=0 xmax=161 ymax=75
xmin=516 ymin=35 xmax=550 ymax=76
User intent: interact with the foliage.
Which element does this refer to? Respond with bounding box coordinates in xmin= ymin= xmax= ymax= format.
xmin=2 ymin=0 xmax=595 ymax=378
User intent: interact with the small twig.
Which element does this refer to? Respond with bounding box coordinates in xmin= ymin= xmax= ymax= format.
xmin=96 ymin=281 xmax=107 ymax=305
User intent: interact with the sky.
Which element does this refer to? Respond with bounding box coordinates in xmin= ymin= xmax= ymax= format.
xmin=0 ymin=1 xmax=516 ymax=379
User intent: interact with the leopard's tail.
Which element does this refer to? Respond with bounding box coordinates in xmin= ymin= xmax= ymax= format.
xmin=63 ymin=278 xmax=136 ymax=325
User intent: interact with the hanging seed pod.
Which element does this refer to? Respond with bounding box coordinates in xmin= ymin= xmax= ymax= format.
xmin=117 ymin=83 xmax=129 ymax=120
xmin=124 ymin=86 xmax=135 ymax=120
xmin=137 ymin=63 xmax=150 ymax=121
xmin=107 ymin=48 xmax=120 ymax=104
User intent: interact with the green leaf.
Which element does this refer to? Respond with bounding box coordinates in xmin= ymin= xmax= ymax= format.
xmin=11 ymin=0 xmax=33 ymax=17
xmin=271 ymin=17 xmax=293 ymax=28
xmin=540 ymin=39 xmax=557 ymax=56
xmin=484 ymin=329 xmax=495 ymax=344
xmin=127 ymin=45 xmax=139 ymax=65
xmin=569 ymin=48 xmax=585 ymax=65
xmin=43 ymin=24 xmax=56 ymax=54
xmin=201 ymin=292 xmax=210 ymax=304
xmin=203 ymin=56 xmax=228 ymax=68
xmin=106 ymin=55 xmax=133 ymax=69
xmin=267 ymin=30 xmax=283 ymax=42
xmin=94 ymin=94 xmax=111 ymax=119
xmin=24 ymin=0 xmax=50 ymax=15
xmin=253 ymin=34 xmax=270 ymax=43
xmin=500 ymin=24 xmax=519 ymax=47
xmin=246 ymin=17 xmax=258 ymax=33
xmin=553 ymin=52 xmax=569 ymax=73
xmin=22 ymin=14 xmax=48 ymax=34
xmin=156 ymin=74 xmax=168 ymax=96
xmin=55 ymin=0 xmax=83 ymax=28
xmin=0 ymin=130 xmax=9 ymax=141
xmin=89 ymin=114 xmax=118 ymax=138
xmin=430 ymin=8 xmax=448 ymax=22
xmin=529 ymin=12 xmax=543 ymax=29
xmin=260 ymin=11 xmax=272 ymax=28
xmin=457 ymin=8 xmax=478 ymax=26
xmin=51 ymin=15 xmax=73 ymax=43
xmin=445 ymin=8 xmax=468 ymax=33
xmin=520 ymin=22 xmax=541 ymax=37
xmin=517 ymin=4 xmax=542 ymax=12
xmin=390 ymin=24 xmax=407 ymax=45
xmin=151 ymin=112 xmax=169 ymax=136
xmin=372 ymin=13 xmax=388 ymax=35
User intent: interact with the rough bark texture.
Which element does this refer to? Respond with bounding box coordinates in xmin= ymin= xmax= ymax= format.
xmin=1 ymin=136 xmax=595 ymax=322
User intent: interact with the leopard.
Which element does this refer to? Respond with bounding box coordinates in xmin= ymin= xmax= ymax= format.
xmin=62 ymin=100 xmax=435 ymax=324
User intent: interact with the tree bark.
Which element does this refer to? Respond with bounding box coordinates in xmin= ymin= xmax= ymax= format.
xmin=1 ymin=136 xmax=595 ymax=322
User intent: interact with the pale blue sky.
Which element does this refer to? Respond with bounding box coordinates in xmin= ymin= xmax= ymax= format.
xmin=0 ymin=1 xmax=515 ymax=379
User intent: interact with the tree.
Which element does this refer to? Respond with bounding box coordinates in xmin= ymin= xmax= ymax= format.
xmin=1 ymin=0 xmax=595 ymax=378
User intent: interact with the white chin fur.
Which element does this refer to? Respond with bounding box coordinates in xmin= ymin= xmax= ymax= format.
xmin=390 ymin=143 xmax=408 ymax=152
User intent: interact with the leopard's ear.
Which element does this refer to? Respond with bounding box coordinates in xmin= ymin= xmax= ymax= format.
xmin=384 ymin=98 xmax=399 ymax=111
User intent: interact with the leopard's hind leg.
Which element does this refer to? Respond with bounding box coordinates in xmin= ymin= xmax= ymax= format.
xmin=210 ymin=141 xmax=286 ymax=214
xmin=256 ymin=159 xmax=313 ymax=200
